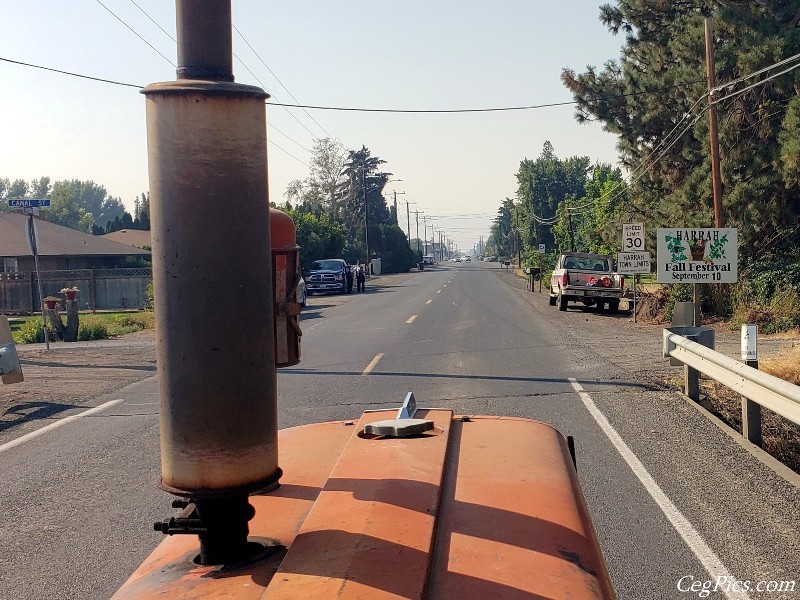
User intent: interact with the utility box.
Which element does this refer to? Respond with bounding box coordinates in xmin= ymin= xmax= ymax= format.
xmin=671 ymin=301 xmax=695 ymax=327
xmin=663 ymin=326 xmax=715 ymax=366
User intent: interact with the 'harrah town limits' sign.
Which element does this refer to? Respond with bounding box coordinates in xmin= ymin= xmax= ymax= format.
xmin=656 ymin=228 xmax=738 ymax=284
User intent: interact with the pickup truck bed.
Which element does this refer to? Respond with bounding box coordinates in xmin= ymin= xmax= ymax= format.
xmin=549 ymin=252 xmax=625 ymax=313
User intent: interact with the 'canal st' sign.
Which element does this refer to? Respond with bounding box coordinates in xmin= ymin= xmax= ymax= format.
xmin=656 ymin=228 xmax=738 ymax=283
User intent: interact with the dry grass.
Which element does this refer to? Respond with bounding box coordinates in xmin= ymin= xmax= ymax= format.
xmin=660 ymin=343 xmax=800 ymax=475
xmin=761 ymin=344 xmax=800 ymax=384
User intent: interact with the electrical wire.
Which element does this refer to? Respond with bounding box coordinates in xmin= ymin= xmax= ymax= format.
xmin=0 ymin=57 xmax=141 ymax=88
xmin=94 ymin=0 xmax=175 ymax=67
xmin=267 ymin=139 xmax=310 ymax=167
xmin=712 ymin=51 xmax=800 ymax=94
xmin=128 ymin=0 xmax=176 ymax=42
xmin=233 ymin=24 xmax=334 ymax=141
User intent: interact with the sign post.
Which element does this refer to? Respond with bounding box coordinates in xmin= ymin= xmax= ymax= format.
xmin=621 ymin=224 xmax=647 ymax=322
xmin=9 ymin=199 xmax=51 ymax=349
xmin=617 ymin=250 xmax=651 ymax=323
xmin=537 ymin=244 xmax=545 ymax=293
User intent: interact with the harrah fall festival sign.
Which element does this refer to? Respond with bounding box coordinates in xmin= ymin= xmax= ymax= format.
xmin=656 ymin=228 xmax=738 ymax=284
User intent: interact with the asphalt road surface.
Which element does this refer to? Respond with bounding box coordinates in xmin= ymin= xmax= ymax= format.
xmin=0 ymin=262 xmax=798 ymax=599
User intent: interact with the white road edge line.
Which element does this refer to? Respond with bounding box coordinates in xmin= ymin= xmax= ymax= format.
xmin=0 ymin=399 xmax=124 ymax=455
xmin=568 ymin=378 xmax=751 ymax=600
xmin=362 ymin=353 xmax=384 ymax=376
xmin=405 ymin=315 xmax=418 ymax=324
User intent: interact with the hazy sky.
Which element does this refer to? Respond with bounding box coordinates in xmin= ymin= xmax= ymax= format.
xmin=1 ymin=1 xmax=624 ymax=251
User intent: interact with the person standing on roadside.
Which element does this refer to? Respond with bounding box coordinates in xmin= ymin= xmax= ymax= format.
xmin=345 ymin=262 xmax=354 ymax=293
xmin=356 ymin=262 xmax=366 ymax=293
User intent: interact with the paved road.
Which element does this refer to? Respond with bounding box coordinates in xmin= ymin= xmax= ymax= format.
xmin=0 ymin=263 xmax=797 ymax=599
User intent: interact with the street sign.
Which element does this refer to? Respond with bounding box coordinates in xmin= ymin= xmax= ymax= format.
xmin=617 ymin=251 xmax=651 ymax=274
xmin=538 ymin=244 xmax=546 ymax=254
xmin=622 ymin=222 xmax=645 ymax=251
xmin=656 ymin=228 xmax=738 ymax=284
xmin=8 ymin=199 xmax=50 ymax=208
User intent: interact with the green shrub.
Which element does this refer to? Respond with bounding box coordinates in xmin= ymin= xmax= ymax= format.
xmin=77 ymin=317 xmax=109 ymax=341
xmin=16 ymin=319 xmax=50 ymax=343
xmin=145 ymin=280 xmax=154 ymax=310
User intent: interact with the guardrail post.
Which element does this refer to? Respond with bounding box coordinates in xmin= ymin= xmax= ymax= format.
xmin=741 ymin=387 xmax=762 ymax=447
xmin=740 ymin=325 xmax=762 ymax=447
xmin=685 ymin=365 xmax=700 ymax=401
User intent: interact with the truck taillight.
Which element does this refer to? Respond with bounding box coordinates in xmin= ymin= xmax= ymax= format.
xmin=619 ymin=275 xmax=625 ymax=289
xmin=561 ymin=273 xmax=568 ymax=286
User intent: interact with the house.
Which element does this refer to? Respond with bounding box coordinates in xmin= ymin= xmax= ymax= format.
xmin=0 ymin=212 xmax=150 ymax=272
xmin=103 ymin=229 xmax=152 ymax=250
xmin=0 ymin=212 xmax=152 ymax=313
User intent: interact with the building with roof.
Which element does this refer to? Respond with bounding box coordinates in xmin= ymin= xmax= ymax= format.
xmin=102 ymin=229 xmax=152 ymax=250
xmin=0 ymin=213 xmax=152 ymax=313
xmin=0 ymin=213 xmax=150 ymax=272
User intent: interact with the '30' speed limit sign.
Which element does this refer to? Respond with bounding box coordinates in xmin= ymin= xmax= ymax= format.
xmin=622 ymin=223 xmax=645 ymax=251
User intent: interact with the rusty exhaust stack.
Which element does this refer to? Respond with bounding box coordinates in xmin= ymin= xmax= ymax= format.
xmin=143 ymin=0 xmax=279 ymax=565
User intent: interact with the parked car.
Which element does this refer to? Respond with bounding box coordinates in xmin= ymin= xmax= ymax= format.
xmin=549 ymin=252 xmax=624 ymax=312
xmin=422 ymin=255 xmax=435 ymax=265
xmin=306 ymin=259 xmax=348 ymax=295
xmin=298 ymin=276 xmax=307 ymax=307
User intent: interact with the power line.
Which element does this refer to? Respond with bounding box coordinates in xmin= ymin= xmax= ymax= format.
xmin=0 ymin=55 xmax=708 ymax=115
xmin=268 ymin=122 xmax=311 ymax=154
xmin=128 ymin=0 xmax=176 ymax=42
xmin=121 ymin=1 xmax=315 ymax=159
xmin=94 ymin=0 xmax=175 ymax=67
xmin=268 ymin=139 xmax=310 ymax=167
xmin=0 ymin=57 xmax=141 ymax=88
xmin=233 ymin=24 xmax=334 ymax=140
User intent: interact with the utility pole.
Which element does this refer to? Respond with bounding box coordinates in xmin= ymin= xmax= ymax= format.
xmin=699 ymin=16 xmax=723 ymax=328
xmin=362 ymin=165 xmax=369 ymax=266
xmin=405 ymin=200 xmax=412 ymax=247
xmin=422 ymin=215 xmax=429 ymax=255
xmin=705 ymin=16 xmax=724 ymax=228
xmin=414 ymin=210 xmax=422 ymax=256
xmin=567 ymin=210 xmax=575 ymax=252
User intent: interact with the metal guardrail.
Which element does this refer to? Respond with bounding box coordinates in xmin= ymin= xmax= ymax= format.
xmin=663 ymin=331 xmax=800 ymax=445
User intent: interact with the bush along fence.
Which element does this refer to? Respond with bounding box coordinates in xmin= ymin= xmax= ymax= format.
xmin=0 ymin=268 xmax=152 ymax=314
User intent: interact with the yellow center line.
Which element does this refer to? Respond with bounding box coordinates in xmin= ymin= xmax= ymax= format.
xmin=426 ymin=299 xmax=432 ymax=304
xmin=405 ymin=315 xmax=418 ymax=324
xmin=362 ymin=353 xmax=384 ymax=376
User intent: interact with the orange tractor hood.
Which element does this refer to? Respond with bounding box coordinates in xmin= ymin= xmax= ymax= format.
xmin=113 ymin=410 xmax=615 ymax=600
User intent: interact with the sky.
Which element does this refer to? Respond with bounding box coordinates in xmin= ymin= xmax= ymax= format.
xmin=0 ymin=1 xmax=625 ymax=253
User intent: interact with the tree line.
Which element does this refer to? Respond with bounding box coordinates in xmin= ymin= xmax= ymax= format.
xmin=0 ymin=177 xmax=150 ymax=234
xmin=280 ymin=139 xmax=417 ymax=273
xmin=484 ymin=2 xmax=800 ymax=326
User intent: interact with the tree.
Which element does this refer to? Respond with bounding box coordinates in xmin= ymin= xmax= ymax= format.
xmin=561 ymin=0 xmax=800 ymax=258
xmin=336 ymin=146 xmax=393 ymax=262
xmin=284 ymin=138 xmax=348 ymax=218
xmin=284 ymin=206 xmax=348 ymax=271
xmin=487 ymin=198 xmax=515 ymax=258
xmin=515 ymin=142 xmax=591 ymax=251
xmin=49 ymin=179 xmax=126 ymax=232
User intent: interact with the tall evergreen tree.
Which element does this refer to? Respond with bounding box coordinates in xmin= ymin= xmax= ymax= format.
xmin=562 ymin=0 xmax=800 ymax=258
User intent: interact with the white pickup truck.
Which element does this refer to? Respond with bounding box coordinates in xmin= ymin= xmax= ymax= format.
xmin=549 ymin=252 xmax=625 ymax=313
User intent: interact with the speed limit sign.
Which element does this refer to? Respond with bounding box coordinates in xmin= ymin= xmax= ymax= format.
xmin=622 ymin=223 xmax=645 ymax=251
